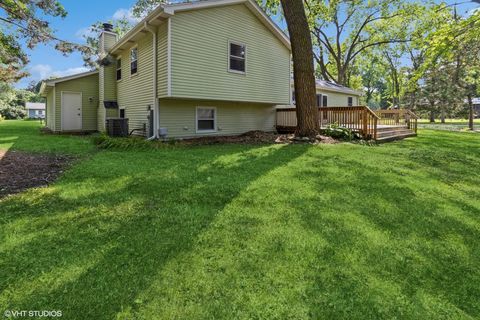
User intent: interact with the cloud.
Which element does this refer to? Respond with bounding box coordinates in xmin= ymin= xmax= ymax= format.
xmin=75 ymin=7 xmax=140 ymax=41
xmin=112 ymin=8 xmax=141 ymax=24
xmin=467 ymin=7 xmax=480 ymax=17
xmin=75 ymin=26 xmax=96 ymax=40
xmin=30 ymin=64 xmax=90 ymax=81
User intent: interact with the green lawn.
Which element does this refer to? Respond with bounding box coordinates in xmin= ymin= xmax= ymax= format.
xmin=1 ymin=120 xmax=479 ymax=319
xmin=417 ymin=119 xmax=480 ymax=132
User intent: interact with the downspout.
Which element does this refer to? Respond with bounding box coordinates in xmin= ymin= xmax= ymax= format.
xmin=145 ymin=22 xmax=159 ymax=139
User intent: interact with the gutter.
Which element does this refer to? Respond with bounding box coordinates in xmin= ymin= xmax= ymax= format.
xmin=144 ymin=22 xmax=159 ymax=139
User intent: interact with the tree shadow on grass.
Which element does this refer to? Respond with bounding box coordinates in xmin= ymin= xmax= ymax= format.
xmin=294 ymin=147 xmax=480 ymax=319
xmin=0 ymin=143 xmax=310 ymax=319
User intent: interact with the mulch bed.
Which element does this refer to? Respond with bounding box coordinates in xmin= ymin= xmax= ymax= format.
xmin=180 ymin=130 xmax=339 ymax=145
xmin=0 ymin=150 xmax=72 ymax=198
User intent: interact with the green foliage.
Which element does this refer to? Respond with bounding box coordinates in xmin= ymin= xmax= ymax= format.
xmin=0 ymin=0 xmax=93 ymax=83
xmin=80 ymin=20 xmax=133 ymax=68
xmin=0 ymin=105 xmax=26 ymax=119
xmin=322 ymin=123 xmax=356 ymax=140
xmin=1 ymin=121 xmax=480 ymax=319
xmin=0 ymin=82 xmax=43 ymax=119
xmin=93 ymin=134 xmax=172 ymax=151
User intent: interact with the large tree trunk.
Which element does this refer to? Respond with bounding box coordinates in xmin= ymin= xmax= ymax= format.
xmin=281 ymin=0 xmax=319 ymax=137
xmin=468 ymin=94 xmax=474 ymax=130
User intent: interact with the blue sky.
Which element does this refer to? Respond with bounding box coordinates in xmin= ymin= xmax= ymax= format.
xmin=12 ymin=0 xmax=480 ymax=89
xmin=14 ymin=0 xmax=139 ymax=88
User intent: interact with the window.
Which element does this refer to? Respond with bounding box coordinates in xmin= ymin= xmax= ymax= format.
xmin=38 ymin=110 xmax=43 ymax=115
xmin=130 ymin=47 xmax=138 ymax=75
xmin=348 ymin=97 xmax=353 ymax=106
xmin=116 ymin=58 xmax=122 ymax=80
xmin=196 ymin=107 xmax=216 ymax=132
xmin=322 ymin=95 xmax=328 ymax=107
xmin=229 ymin=42 xmax=246 ymax=73
xmin=292 ymin=90 xmax=296 ymax=104
xmin=316 ymin=94 xmax=322 ymax=107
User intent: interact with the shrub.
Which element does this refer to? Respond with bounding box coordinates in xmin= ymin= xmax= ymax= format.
xmin=92 ymin=134 xmax=173 ymax=151
xmin=322 ymin=123 xmax=357 ymax=140
xmin=0 ymin=106 xmax=26 ymax=119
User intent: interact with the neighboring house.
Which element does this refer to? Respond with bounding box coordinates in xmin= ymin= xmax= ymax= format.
xmin=288 ymin=80 xmax=362 ymax=107
xmin=25 ymin=102 xmax=46 ymax=119
xmin=473 ymin=98 xmax=480 ymax=117
xmin=40 ymin=0 xmax=291 ymax=138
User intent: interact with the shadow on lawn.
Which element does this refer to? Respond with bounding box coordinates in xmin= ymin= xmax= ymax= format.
xmin=0 ymin=143 xmax=310 ymax=319
xmin=294 ymin=137 xmax=480 ymax=318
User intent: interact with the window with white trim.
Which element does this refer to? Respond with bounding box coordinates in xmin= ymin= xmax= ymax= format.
xmin=229 ymin=42 xmax=246 ymax=73
xmin=348 ymin=97 xmax=353 ymax=106
xmin=322 ymin=95 xmax=328 ymax=107
xmin=116 ymin=58 xmax=122 ymax=80
xmin=316 ymin=94 xmax=322 ymax=107
xmin=196 ymin=107 xmax=216 ymax=132
xmin=130 ymin=47 xmax=138 ymax=75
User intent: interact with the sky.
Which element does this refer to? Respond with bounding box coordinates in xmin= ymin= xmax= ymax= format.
xmin=10 ymin=0 xmax=480 ymax=89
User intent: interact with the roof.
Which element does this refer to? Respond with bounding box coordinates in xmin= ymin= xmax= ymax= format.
xmin=25 ymin=102 xmax=45 ymax=110
xmin=473 ymin=98 xmax=480 ymax=105
xmin=291 ymin=79 xmax=363 ymax=96
xmin=39 ymin=70 xmax=99 ymax=95
xmin=110 ymin=0 xmax=290 ymax=54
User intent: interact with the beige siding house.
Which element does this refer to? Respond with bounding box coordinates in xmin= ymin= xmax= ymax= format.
xmin=40 ymin=0 xmax=357 ymax=138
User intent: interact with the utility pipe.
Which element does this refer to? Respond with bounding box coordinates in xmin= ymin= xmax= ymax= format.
xmin=145 ymin=22 xmax=159 ymax=139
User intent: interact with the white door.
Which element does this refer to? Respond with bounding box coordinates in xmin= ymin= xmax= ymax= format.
xmin=62 ymin=92 xmax=82 ymax=131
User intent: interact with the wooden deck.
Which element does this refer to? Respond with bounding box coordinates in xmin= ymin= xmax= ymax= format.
xmin=276 ymin=107 xmax=418 ymax=141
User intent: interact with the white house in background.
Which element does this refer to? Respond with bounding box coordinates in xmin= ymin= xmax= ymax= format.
xmin=25 ymin=102 xmax=46 ymax=119
xmin=288 ymin=79 xmax=363 ymax=107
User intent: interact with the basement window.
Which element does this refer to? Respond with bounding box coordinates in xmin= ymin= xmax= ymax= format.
xmin=116 ymin=58 xmax=122 ymax=80
xmin=130 ymin=47 xmax=138 ymax=75
xmin=196 ymin=107 xmax=216 ymax=133
xmin=348 ymin=97 xmax=353 ymax=106
xmin=228 ymin=41 xmax=246 ymax=73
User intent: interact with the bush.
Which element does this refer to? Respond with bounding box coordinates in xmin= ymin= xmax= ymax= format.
xmin=92 ymin=134 xmax=173 ymax=151
xmin=322 ymin=123 xmax=357 ymax=140
xmin=0 ymin=114 xmax=4 ymax=122
xmin=0 ymin=106 xmax=26 ymax=119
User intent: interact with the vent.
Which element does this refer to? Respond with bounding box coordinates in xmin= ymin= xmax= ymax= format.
xmin=104 ymin=101 xmax=118 ymax=109
xmin=103 ymin=23 xmax=114 ymax=32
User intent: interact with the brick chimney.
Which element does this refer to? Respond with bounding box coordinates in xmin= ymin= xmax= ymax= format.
xmin=98 ymin=23 xmax=118 ymax=131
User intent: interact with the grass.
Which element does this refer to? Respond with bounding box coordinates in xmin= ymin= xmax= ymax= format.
xmin=1 ymin=120 xmax=479 ymax=319
xmin=417 ymin=119 xmax=480 ymax=132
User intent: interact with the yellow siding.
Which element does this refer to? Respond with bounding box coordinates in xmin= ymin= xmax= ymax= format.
xmin=54 ymin=74 xmax=99 ymax=131
xmin=316 ymin=90 xmax=360 ymax=106
xmin=157 ymin=21 xmax=168 ymax=97
xmin=170 ymin=4 xmax=291 ymax=104
xmin=159 ymin=98 xmax=275 ymax=138
xmin=45 ymin=89 xmax=54 ymax=130
xmin=116 ymin=33 xmax=155 ymax=131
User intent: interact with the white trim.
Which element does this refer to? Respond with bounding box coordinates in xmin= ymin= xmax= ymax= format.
xmin=116 ymin=58 xmax=122 ymax=81
xmin=322 ymin=93 xmax=328 ymax=107
xmin=46 ymin=70 xmax=98 ymax=85
xmin=167 ymin=18 xmax=172 ymax=96
xmin=130 ymin=46 xmax=139 ymax=76
xmin=195 ymin=106 xmax=217 ymax=133
xmin=53 ymin=87 xmax=56 ymax=131
xmin=228 ymin=40 xmax=247 ymax=75
xmin=60 ymin=91 xmax=83 ymax=131
xmin=347 ymin=96 xmax=354 ymax=107
xmin=109 ymin=0 xmax=290 ymax=55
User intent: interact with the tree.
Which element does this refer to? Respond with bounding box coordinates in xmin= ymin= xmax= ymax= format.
xmin=80 ymin=20 xmax=133 ymax=68
xmin=281 ymin=0 xmax=319 ymax=137
xmin=0 ymin=0 xmax=94 ymax=82
xmin=306 ymin=0 xmax=423 ymax=86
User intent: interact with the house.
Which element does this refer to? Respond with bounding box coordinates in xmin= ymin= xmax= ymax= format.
xmin=25 ymin=102 xmax=46 ymax=119
xmin=473 ymin=98 xmax=480 ymax=117
xmin=289 ymin=80 xmax=362 ymax=107
xmin=39 ymin=0 xmax=291 ymax=138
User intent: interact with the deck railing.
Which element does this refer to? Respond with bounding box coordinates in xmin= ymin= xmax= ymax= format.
xmin=276 ymin=106 xmax=380 ymax=139
xmin=375 ymin=109 xmax=418 ymax=133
